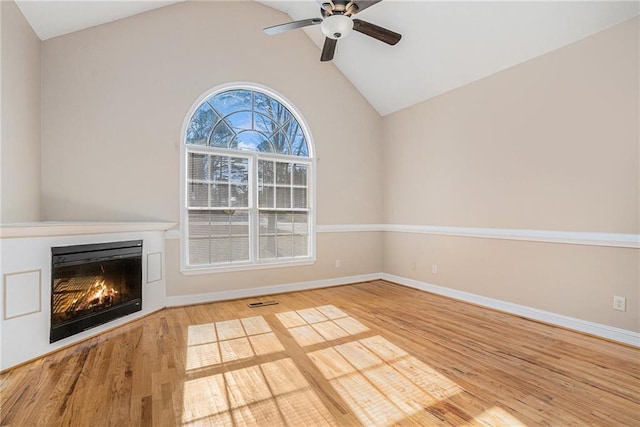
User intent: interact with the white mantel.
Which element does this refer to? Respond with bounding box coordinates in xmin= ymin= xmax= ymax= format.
xmin=0 ymin=222 xmax=176 ymax=371
xmin=0 ymin=221 xmax=177 ymax=238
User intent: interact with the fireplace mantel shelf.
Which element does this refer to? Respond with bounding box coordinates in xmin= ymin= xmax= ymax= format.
xmin=0 ymin=222 xmax=177 ymax=239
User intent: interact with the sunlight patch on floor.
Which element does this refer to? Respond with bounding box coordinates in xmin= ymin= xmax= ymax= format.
xmin=181 ymin=305 xmax=526 ymax=426
xmin=185 ymin=316 xmax=284 ymax=371
xmin=276 ymin=305 xmax=369 ymax=347
xmin=181 ymin=358 xmax=336 ymax=426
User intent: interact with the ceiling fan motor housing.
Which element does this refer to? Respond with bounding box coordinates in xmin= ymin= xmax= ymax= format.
xmin=321 ymin=14 xmax=354 ymax=39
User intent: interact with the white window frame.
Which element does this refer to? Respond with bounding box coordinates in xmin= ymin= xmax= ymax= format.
xmin=179 ymin=82 xmax=316 ymax=274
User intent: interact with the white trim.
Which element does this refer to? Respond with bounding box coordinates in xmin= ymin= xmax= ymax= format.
xmin=383 ymin=224 xmax=640 ymax=249
xmin=180 ymin=258 xmax=316 ymax=275
xmin=165 ymin=273 xmax=380 ymax=307
xmin=317 ymin=224 xmax=384 ymax=233
xmin=1 ymin=222 xmax=176 ymax=239
xmin=381 ymin=273 xmax=640 ymax=347
xmin=165 ymin=229 xmax=181 ymax=239
xmin=164 ymin=270 xmax=639 ymax=347
xmin=314 ymin=223 xmax=639 ymax=249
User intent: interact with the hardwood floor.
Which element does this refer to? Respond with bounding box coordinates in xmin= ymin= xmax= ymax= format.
xmin=1 ymin=280 xmax=639 ymax=426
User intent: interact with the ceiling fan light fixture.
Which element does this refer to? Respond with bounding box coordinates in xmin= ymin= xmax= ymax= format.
xmin=321 ymin=14 xmax=353 ymax=39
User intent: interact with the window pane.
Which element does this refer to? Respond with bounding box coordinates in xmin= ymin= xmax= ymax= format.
xmin=188 ymin=183 xmax=208 ymax=207
xmin=188 ymin=211 xmax=211 ymax=238
xmin=276 ymin=163 xmax=291 ymax=185
xmin=283 ymin=119 xmax=299 ymax=144
xmin=188 ymin=211 xmax=211 ymax=265
xmin=275 ymin=187 xmax=291 ymax=209
xmin=277 ymin=212 xmax=293 ymax=233
xmin=271 ymin=131 xmax=291 ymax=155
xmin=276 ymin=235 xmax=293 ymax=258
xmin=230 ymin=158 xmax=248 ymax=184
xmin=226 ymin=111 xmax=253 ymax=133
xmin=293 ymin=213 xmax=309 ymax=232
xmin=210 ymin=183 xmax=229 ymax=207
xmin=231 ymin=211 xmax=249 ymax=236
xmin=211 ymin=121 xmax=234 ymax=148
xmin=254 ymin=92 xmax=292 ymax=125
xmin=186 ymin=103 xmax=217 ymax=146
xmin=209 ymin=90 xmax=252 ymax=117
xmin=231 ymin=185 xmax=249 ymax=207
xmin=259 ymin=211 xmax=277 ymax=236
xmin=231 ymin=212 xmax=250 ymax=262
xmin=188 ymin=153 xmax=209 ymax=182
xmin=293 ymin=235 xmax=309 ymax=257
xmin=210 ymin=238 xmax=232 ymax=264
xmin=291 ymin=130 xmax=308 ymax=157
xmin=259 ymin=234 xmax=276 ymax=260
xmin=254 ymin=112 xmax=278 ymax=136
xmin=189 ymin=238 xmax=211 ymax=265
xmin=259 ymin=185 xmax=274 ymax=208
xmin=293 ymin=212 xmax=309 ymax=257
xmin=259 ymin=210 xmax=277 ymax=260
xmin=210 ymin=212 xmax=231 ymax=237
xmin=259 ymin=160 xmax=274 ymax=185
xmin=293 ymin=188 xmax=306 ymax=209
xmin=234 ymin=131 xmax=272 ymax=153
xmin=211 ymin=156 xmax=229 ymax=182
xmin=293 ymin=164 xmax=307 ymax=186
xmin=232 ymin=237 xmax=250 ymax=261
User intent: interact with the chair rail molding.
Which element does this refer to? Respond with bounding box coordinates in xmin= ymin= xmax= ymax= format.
xmin=315 ymin=224 xmax=639 ymax=249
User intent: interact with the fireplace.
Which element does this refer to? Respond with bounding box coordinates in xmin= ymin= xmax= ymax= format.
xmin=50 ymin=240 xmax=143 ymax=343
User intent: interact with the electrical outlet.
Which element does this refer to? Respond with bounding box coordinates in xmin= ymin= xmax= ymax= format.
xmin=613 ymin=296 xmax=626 ymax=311
xmin=410 ymin=262 xmax=416 ymax=271
xmin=432 ymin=264 xmax=438 ymax=274
xmin=335 ymin=259 xmax=341 ymax=268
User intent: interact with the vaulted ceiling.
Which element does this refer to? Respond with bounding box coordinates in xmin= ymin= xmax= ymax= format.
xmin=15 ymin=0 xmax=640 ymax=115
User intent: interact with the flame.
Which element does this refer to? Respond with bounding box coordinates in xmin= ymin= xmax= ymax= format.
xmin=74 ymin=279 xmax=118 ymax=311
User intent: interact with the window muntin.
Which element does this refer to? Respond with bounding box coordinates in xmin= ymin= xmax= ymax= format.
xmin=183 ymin=87 xmax=313 ymax=270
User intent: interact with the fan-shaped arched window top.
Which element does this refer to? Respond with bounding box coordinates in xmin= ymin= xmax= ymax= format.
xmin=186 ymin=89 xmax=309 ymax=157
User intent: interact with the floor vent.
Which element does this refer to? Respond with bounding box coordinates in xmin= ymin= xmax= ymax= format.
xmin=247 ymin=300 xmax=278 ymax=308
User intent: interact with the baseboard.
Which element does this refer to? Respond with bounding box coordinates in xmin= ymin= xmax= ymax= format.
xmin=382 ymin=273 xmax=640 ymax=347
xmin=165 ymin=273 xmax=382 ymax=307
xmin=166 ymin=270 xmax=639 ymax=347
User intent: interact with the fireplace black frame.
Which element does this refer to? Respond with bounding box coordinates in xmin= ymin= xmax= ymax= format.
xmin=50 ymin=240 xmax=143 ymax=343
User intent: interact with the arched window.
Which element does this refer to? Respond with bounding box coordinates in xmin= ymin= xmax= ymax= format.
xmin=181 ymin=84 xmax=315 ymax=271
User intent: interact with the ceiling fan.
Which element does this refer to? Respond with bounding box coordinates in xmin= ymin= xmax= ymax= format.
xmin=263 ymin=0 xmax=402 ymax=62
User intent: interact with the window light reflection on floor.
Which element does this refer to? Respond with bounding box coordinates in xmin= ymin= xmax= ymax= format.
xmin=182 ymin=358 xmax=336 ymax=426
xmin=181 ymin=305 xmax=526 ymax=426
xmin=185 ymin=315 xmax=285 ymax=371
xmin=276 ymin=305 xmax=369 ymax=347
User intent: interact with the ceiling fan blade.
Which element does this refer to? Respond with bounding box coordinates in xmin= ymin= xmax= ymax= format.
xmin=352 ymin=0 xmax=383 ymax=14
xmin=263 ymin=18 xmax=322 ymax=36
xmin=352 ymin=19 xmax=401 ymax=45
xmin=321 ymin=37 xmax=337 ymax=62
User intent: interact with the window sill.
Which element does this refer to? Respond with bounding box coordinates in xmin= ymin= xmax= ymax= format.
xmin=180 ymin=258 xmax=317 ymax=275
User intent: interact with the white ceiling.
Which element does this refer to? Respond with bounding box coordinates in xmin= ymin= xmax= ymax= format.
xmin=14 ymin=0 xmax=640 ymax=116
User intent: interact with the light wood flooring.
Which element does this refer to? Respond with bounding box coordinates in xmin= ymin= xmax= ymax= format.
xmin=1 ymin=280 xmax=639 ymax=426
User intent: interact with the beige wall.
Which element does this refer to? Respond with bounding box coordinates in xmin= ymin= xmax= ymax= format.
xmin=40 ymin=1 xmax=384 ymax=293
xmin=1 ymin=0 xmax=42 ymax=222
xmin=8 ymin=1 xmax=638 ymax=331
xmin=382 ymin=17 xmax=639 ymax=331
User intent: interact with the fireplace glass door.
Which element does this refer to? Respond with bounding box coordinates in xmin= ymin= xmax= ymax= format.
xmin=51 ymin=240 xmax=143 ymax=342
